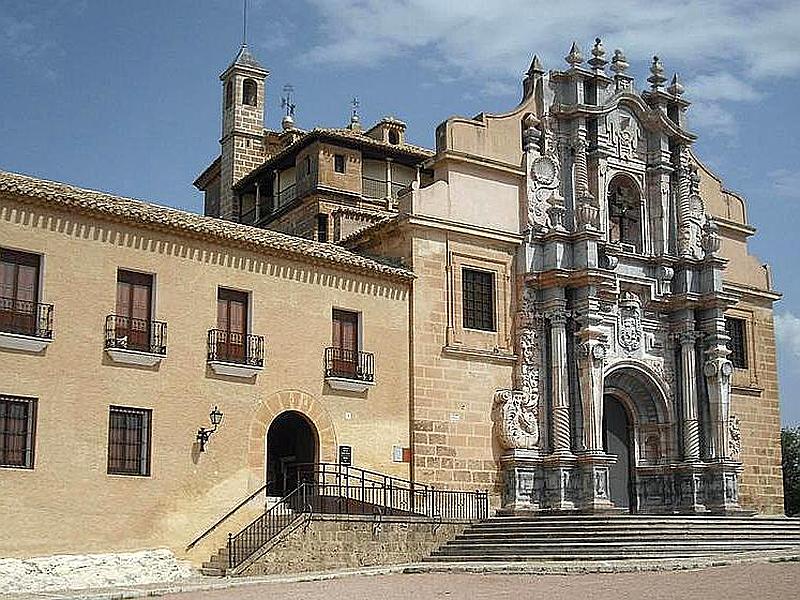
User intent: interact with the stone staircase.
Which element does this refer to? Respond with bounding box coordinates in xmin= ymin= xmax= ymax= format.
xmin=426 ymin=514 xmax=800 ymax=562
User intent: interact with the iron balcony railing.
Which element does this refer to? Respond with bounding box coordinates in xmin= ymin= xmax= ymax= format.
xmin=207 ymin=329 xmax=264 ymax=367
xmin=276 ymin=184 xmax=297 ymax=208
xmin=105 ymin=314 xmax=167 ymax=355
xmin=0 ymin=297 xmax=53 ymax=339
xmin=362 ymin=176 xmax=388 ymax=199
xmin=226 ymin=462 xmax=489 ymax=571
xmin=324 ymin=347 xmax=374 ymax=382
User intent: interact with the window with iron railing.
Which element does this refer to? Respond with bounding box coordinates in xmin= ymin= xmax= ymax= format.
xmin=107 ymin=406 xmax=151 ymax=476
xmin=0 ymin=395 xmax=37 ymax=469
xmin=462 ymin=268 xmax=496 ymax=332
xmin=105 ymin=315 xmax=167 ymax=355
xmin=0 ymin=248 xmax=52 ymax=339
xmin=208 ymin=288 xmax=264 ymax=366
xmin=726 ymin=317 xmax=748 ymax=369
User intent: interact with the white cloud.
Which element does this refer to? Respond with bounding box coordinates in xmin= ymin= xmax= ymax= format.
xmin=296 ymin=0 xmax=800 ymax=137
xmin=775 ymin=312 xmax=800 ymax=367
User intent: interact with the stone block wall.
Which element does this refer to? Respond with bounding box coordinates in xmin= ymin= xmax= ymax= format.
xmin=237 ymin=516 xmax=464 ymax=576
xmin=730 ymin=299 xmax=784 ymax=514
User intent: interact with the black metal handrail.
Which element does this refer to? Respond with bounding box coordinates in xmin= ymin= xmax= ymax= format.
xmin=104 ymin=314 xmax=167 ymax=355
xmin=228 ymin=482 xmax=310 ymax=570
xmin=226 ymin=465 xmax=489 ymax=570
xmin=295 ymin=462 xmax=489 ymax=522
xmin=0 ymin=296 xmax=53 ymax=339
xmin=324 ymin=347 xmax=374 ymax=382
xmin=187 ymin=482 xmax=271 ymax=551
xmin=207 ymin=329 xmax=264 ymax=367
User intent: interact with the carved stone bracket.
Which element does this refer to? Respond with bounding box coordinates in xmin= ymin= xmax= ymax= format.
xmin=493 ymin=389 xmax=540 ymax=450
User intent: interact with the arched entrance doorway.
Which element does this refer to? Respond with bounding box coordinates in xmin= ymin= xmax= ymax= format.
xmin=266 ymin=411 xmax=318 ymax=496
xmin=603 ymin=394 xmax=634 ymax=509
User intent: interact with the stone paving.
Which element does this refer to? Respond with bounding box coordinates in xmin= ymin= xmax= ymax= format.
xmin=156 ymin=561 xmax=800 ymax=600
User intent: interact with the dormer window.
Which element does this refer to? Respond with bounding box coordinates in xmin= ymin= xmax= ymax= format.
xmin=242 ymin=79 xmax=257 ymax=106
xmin=608 ymin=176 xmax=642 ymax=251
xmin=388 ymin=130 xmax=400 ymax=145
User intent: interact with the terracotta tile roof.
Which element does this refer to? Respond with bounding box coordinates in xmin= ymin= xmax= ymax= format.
xmin=235 ymin=127 xmax=433 ymax=189
xmin=0 ymin=170 xmax=414 ymax=281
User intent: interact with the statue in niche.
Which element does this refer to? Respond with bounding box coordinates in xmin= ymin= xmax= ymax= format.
xmin=608 ymin=176 xmax=642 ymax=252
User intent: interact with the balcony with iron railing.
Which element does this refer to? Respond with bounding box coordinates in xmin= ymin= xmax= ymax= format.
xmin=361 ymin=177 xmax=411 ymax=200
xmin=324 ymin=347 xmax=375 ymax=392
xmin=276 ymin=184 xmax=297 ymax=209
xmin=207 ymin=329 xmax=265 ymax=378
xmin=104 ymin=314 xmax=167 ymax=366
xmin=0 ymin=296 xmax=54 ymax=352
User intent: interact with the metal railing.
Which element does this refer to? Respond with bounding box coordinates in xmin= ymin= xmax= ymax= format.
xmin=324 ymin=347 xmax=374 ymax=382
xmin=207 ymin=329 xmax=264 ymax=367
xmin=228 ymin=482 xmax=311 ymax=570
xmin=226 ymin=463 xmax=489 ymax=570
xmin=276 ymin=184 xmax=297 ymax=208
xmin=187 ymin=482 xmax=270 ymax=551
xmin=0 ymin=297 xmax=53 ymax=339
xmin=297 ymin=462 xmax=489 ymax=522
xmin=362 ymin=177 xmax=388 ymax=199
xmin=104 ymin=314 xmax=167 ymax=354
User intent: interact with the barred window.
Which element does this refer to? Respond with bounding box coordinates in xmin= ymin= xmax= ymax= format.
xmin=725 ymin=317 xmax=748 ymax=369
xmin=462 ymin=268 xmax=495 ymax=332
xmin=107 ymin=406 xmax=151 ymax=476
xmin=0 ymin=395 xmax=36 ymax=469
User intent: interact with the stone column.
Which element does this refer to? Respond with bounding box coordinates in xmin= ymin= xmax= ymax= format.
xmin=548 ymin=308 xmax=572 ymax=455
xmin=675 ymin=146 xmax=694 ymax=257
xmin=576 ymin=337 xmax=606 ymax=453
xmin=679 ymin=331 xmax=701 ymax=461
xmin=573 ymin=138 xmax=599 ymax=231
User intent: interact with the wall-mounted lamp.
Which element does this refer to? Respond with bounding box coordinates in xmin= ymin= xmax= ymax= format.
xmin=197 ymin=406 xmax=223 ymax=452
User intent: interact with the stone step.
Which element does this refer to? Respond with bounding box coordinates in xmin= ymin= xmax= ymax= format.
xmin=463 ymin=525 xmax=800 ymax=534
xmin=436 ymin=540 xmax=799 ymax=550
xmin=477 ymin=517 xmax=798 ymax=526
xmin=422 ymin=550 xmax=783 ymax=562
xmin=452 ymin=535 xmax=800 ymax=544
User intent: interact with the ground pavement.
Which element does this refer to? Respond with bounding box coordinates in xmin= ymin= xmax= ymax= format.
xmin=155 ymin=561 xmax=799 ymax=600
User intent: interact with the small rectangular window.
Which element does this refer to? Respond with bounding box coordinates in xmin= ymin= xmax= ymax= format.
xmin=462 ymin=268 xmax=495 ymax=332
xmin=0 ymin=395 xmax=37 ymax=469
xmin=725 ymin=317 xmax=748 ymax=369
xmin=334 ymin=154 xmax=346 ymax=174
xmin=317 ymin=213 xmax=329 ymax=242
xmin=305 ymin=155 xmax=312 ymax=176
xmin=107 ymin=406 xmax=152 ymax=476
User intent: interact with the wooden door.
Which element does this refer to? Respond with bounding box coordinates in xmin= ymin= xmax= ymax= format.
xmin=217 ymin=288 xmax=248 ymax=362
xmin=0 ymin=250 xmax=40 ymax=336
xmin=116 ymin=271 xmax=153 ymax=351
xmin=332 ymin=309 xmax=358 ymax=377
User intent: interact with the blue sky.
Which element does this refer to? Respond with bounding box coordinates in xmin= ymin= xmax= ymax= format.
xmin=2 ymin=1 xmax=799 ymax=424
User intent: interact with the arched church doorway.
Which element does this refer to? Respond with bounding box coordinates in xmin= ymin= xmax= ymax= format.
xmin=603 ymin=395 xmax=634 ymax=509
xmin=266 ymin=411 xmax=318 ymax=496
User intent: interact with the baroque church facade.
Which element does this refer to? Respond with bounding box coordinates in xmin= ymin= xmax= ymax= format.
xmin=0 ymin=38 xmax=784 ymax=563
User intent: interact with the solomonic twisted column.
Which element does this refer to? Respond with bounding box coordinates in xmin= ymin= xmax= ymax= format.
xmin=547 ymin=308 xmax=572 ymax=455
xmin=679 ymin=331 xmax=702 ymax=461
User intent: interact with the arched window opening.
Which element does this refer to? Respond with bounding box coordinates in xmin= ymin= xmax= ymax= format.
xmin=608 ymin=176 xmax=642 ymax=251
xmin=388 ymin=129 xmax=400 ymax=145
xmin=242 ymin=79 xmax=258 ymax=107
xmin=225 ymin=80 xmax=234 ymax=109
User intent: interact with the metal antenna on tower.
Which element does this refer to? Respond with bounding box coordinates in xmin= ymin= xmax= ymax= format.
xmin=242 ymin=0 xmax=248 ymax=45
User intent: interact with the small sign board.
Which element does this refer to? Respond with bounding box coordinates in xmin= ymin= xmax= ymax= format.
xmin=338 ymin=445 xmax=352 ymax=466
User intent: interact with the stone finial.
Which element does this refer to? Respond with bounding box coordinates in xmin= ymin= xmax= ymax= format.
xmin=610 ymin=49 xmax=629 ymax=74
xmin=647 ymin=55 xmax=667 ymax=90
xmin=668 ymin=72 xmax=685 ymax=96
xmin=565 ymin=41 xmax=584 ymax=67
xmin=588 ymin=38 xmax=607 ymax=72
xmin=526 ymin=54 xmax=544 ymax=77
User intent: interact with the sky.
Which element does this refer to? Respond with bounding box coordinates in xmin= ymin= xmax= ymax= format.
xmin=1 ymin=1 xmax=799 ymax=424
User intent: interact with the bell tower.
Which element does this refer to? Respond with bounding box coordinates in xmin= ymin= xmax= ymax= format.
xmin=218 ymin=43 xmax=269 ymax=221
